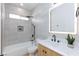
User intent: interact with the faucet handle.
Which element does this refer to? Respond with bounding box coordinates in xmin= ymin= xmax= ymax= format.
xmin=57 ymin=40 xmax=60 ymax=43
xmin=51 ymin=39 xmax=53 ymax=41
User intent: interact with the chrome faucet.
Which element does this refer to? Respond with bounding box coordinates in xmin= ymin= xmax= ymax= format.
xmin=52 ymin=34 xmax=56 ymax=42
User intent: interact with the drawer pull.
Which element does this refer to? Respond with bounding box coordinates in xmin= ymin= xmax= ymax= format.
xmin=45 ymin=51 xmax=47 ymax=54
xmin=42 ymin=50 xmax=44 ymax=52
xmin=42 ymin=50 xmax=47 ymax=54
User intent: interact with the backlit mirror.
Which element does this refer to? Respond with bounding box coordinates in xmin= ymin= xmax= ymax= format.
xmin=49 ymin=3 xmax=77 ymax=34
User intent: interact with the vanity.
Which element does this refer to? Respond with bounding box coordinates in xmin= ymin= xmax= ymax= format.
xmin=37 ymin=39 xmax=79 ymax=56
xmin=37 ymin=44 xmax=61 ymax=56
xmin=37 ymin=39 xmax=62 ymax=56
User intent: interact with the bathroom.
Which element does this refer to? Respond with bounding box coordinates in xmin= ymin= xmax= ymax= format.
xmin=0 ymin=3 xmax=79 ymax=56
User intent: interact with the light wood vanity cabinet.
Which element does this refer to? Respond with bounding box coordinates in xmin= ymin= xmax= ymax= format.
xmin=37 ymin=44 xmax=62 ymax=56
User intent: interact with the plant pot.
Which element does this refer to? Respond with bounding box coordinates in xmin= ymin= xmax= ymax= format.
xmin=67 ymin=44 xmax=74 ymax=48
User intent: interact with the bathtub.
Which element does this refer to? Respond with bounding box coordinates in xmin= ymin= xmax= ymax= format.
xmin=3 ymin=41 xmax=37 ymax=56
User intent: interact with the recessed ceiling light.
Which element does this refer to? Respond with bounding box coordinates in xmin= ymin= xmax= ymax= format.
xmin=20 ymin=3 xmax=23 ymax=6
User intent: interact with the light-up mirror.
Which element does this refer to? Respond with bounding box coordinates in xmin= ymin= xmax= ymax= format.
xmin=49 ymin=3 xmax=77 ymax=34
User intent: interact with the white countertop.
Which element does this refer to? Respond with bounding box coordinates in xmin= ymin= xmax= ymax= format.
xmin=37 ymin=38 xmax=79 ymax=56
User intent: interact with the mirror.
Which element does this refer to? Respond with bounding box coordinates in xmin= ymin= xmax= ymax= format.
xmin=49 ymin=3 xmax=77 ymax=34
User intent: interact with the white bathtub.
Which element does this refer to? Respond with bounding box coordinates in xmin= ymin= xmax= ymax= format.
xmin=3 ymin=41 xmax=37 ymax=56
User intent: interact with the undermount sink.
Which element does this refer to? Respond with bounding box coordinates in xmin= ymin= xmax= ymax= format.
xmin=46 ymin=38 xmax=67 ymax=47
xmin=49 ymin=40 xmax=60 ymax=47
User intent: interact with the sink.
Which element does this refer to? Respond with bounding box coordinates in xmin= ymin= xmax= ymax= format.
xmin=46 ymin=38 xmax=67 ymax=47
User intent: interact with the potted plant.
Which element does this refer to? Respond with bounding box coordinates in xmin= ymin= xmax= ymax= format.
xmin=66 ymin=34 xmax=75 ymax=48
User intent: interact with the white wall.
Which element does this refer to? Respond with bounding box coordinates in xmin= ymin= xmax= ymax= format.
xmin=32 ymin=3 xmax=51 ymax=39
xmin=2 ymin=3 xmax=32 ymax=47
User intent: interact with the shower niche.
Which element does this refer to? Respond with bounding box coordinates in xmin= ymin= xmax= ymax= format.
xmin=17 ymin=25 xmax=24 ymax=32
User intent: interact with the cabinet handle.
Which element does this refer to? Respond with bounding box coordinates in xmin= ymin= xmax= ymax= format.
xmin=42 ymin=50 xmax=47 ymax=54
xmin=42 ymin=50 xmax=44 ymax=52
xmin=45 ymin=51 xmax=47 ymax=54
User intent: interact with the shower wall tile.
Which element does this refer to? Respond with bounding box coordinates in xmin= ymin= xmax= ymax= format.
xmin=2 ymin=3 xmax=32 ymax=47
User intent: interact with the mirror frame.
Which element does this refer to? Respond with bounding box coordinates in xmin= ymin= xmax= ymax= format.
xmin=49 ymin=3 xmax=77 ymax=34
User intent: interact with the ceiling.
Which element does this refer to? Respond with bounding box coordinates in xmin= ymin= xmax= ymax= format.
xmin=22 ymin=3 xmax=39 ymax=11
xmin=6 ymin=3 xmax=40 ymax=11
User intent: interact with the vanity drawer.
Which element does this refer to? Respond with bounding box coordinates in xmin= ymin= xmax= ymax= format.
xmin=37 ymin=44 xmax=61 ymax=56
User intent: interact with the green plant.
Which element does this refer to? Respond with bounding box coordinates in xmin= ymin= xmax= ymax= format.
xmin=66 ymin=34 xmax=75 ymax=45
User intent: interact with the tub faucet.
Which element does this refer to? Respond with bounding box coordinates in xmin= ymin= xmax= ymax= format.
xmin=52 ymin=34 xmax=56 ymax=42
